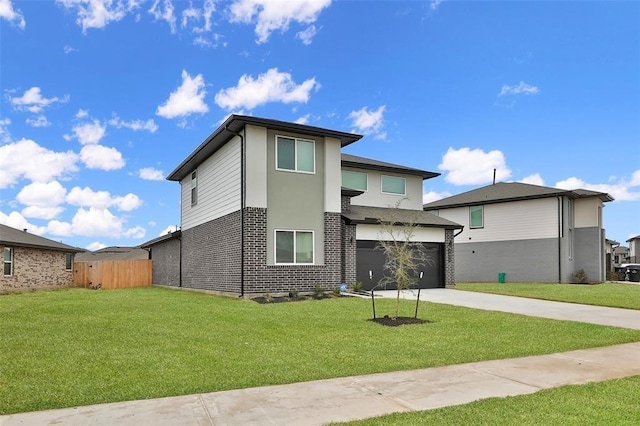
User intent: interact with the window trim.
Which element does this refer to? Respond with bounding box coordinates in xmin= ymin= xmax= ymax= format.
xmin=274 ymin=229 xmax=315 ymax=265
xmin=469 ymin=205 xmax=484 ymax=229
xmin=380 ymin=175 xmax=406 ymax=195
xmin=341 ymin=170 xmax=368 ymax=192
xmin=65 ymin=253 xmax=74 ymax=271
xmin=4 ymin=247 xmax=13 ymax=277
xmin=275 ymin=135 xmax=316 ymax=174
xmin=190 ymin=170 xmax=198 ymax=206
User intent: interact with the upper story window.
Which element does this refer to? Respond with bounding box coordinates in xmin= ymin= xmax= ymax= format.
xmin=191 ymin=170 xmax=197 ymax=206
xmin=4 ymin=247 xmax=13 ymax=276
xmin=469 ymin=205 xmax=484 ymax=228
xmin=381 ymin=175 xmax=406 ymax=195
xmin=276 ymin=136 xmax=315 ymax=173
xmin=342 ymin=170 xmax=367 ymax=191
xmin=275 ymin=230 xmax=314 ymax=264
xmin=65 ymin=253 xmax=74 ymax=271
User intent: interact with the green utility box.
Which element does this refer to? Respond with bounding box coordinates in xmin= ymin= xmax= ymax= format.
xmin=498 ymin=272 xmax=506 ymax=284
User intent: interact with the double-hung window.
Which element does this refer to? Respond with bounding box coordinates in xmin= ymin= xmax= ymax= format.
xmin=4 ymin=247 xmax=13 ymax=276
xmin=65 ymin=253 xmax=74 ymax=271
xmin=342 ymin=170 xmax=367 ymax=191
xmin=275 ymin=230 xmax=314 ymax=264
xmin=190 ymin=171 xmax=197 ymax=206
xmin=276 ymin=136 xmax=315 ymax=173
xmin=469 ymin=205 xmax=484 ymax=228
xmin=381 ymin=175 xmax=406 ymax=195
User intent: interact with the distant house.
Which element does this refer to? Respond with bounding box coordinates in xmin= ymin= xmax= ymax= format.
xmin=605 ymin=239 xmax=619 ymax=272
xmin=1 ymin=224 xmax=83 ymax=292
xmin=75 ymin=246 xmax=149 ymax=262
xmin=613 ymin=246 xmax=630 ymax=266
xmin=627 ymin=235 xmax=640 ymax=263
xmin=424 ymin=182 xmax=613 ymax=283
xmin=142 ymin=115 xmax=462 ymax=295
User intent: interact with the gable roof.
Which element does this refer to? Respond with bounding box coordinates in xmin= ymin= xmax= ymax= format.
xmin=423 ymin=182 xmax=614 ymax=209
xmin=140 ymin=230 xmax=182 ymax=248
xmin=0 ymin=224 xmax=83 ymax=253
xmin=168 ymin=115 xmax=363 ymax=182
xmin=341 ymin=154 xmax=440 ymax=180
xmin=343 ymin=205 xmax=463 ymax=230
xmin=627 ymin=235 xmax=640 ymax=243
xmin=75 ymin=246 xmax=149 ymax=262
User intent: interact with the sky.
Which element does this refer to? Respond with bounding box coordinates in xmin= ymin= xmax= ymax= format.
xmin=0 ymin=0 xmax=638 ymax=251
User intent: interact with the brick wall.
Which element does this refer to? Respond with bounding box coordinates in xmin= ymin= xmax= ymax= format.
xmin=242 ymin=207 xmax=343 ymax=294
xmin=1 ymin=246 xmax=73 ymax=292
xmin=444 ymin=229 xmax=456 ymax=287
xmin=149 ymin=238 xmax=181 ymax=287
xmin=181 ymin=210 xmax=242 ymax=293
xmin=341 ymin=222 xmax=356 ymax=284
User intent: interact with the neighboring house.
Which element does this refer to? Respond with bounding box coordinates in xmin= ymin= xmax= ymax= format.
xmin=1 ymin=224 xmax=83 ymax=292
xmin=613 ymin=246 xmax=630 ymax=265
xmin=142 ymin=115 xmax=462 ymax=295
xmin=605 ymin=239 xmax=619 ymax=272
xmin=627 ymin=235 xmax=640 ymax=263
xmin=76 ymin=246 xmax=149 ymax=262
xmin=424 ymin=182 xmax=613 ymax=283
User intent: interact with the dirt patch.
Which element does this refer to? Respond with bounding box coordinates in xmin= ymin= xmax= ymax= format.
xmin=251 ymin=293 xmax=336 ymax=304
xmin=369 ymin=316 xmax=428 ymax=327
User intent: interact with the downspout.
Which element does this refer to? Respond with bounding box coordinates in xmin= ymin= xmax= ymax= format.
xmin=557 ymin=196 xmax=562 ymax=283
xmin=225 ymin=125 xmax=245 ymax=297
xmin=178 ymin=233 xmax=182 ymax=287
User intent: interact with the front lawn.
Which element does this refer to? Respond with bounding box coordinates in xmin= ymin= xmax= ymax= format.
xmin=456 ymin=283 xmax=640 ymax=310
xmin=338 ymin=375 xmax=640 ymax=425
xmin=2 ymin=287 xmax=640 ymax=415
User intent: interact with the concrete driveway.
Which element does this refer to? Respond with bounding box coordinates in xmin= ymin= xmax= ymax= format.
xmin=375 ymin=288 xmax=640 ymax=330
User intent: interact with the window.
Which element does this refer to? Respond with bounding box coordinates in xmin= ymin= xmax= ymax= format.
xmin=4 ymin=247 xmax=13 ymax=276
xmin=65 ymin=253 xmax=74 ymax=271
xmin=276 ymin=136 xmax=315 ymax=173
xmin=469 ymin=205 xmax=484 ymax=228
xmin=275 ymin=230 xmax=314 ymax=264
xmin=341 ymin=170 xmax=367 ymax=191
xmin=191 ymin=170 xmax=197 ymax=206
xmin=381 ymin=175 xmax=406 ymax=195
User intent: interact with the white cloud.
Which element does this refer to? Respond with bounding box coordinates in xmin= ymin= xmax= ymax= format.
xmin=519 ymin=173 xmax=545 ymax=186
xmin=215 ymin=68 xmax=318 ymax=110
xmin=0 ymin=0 xmax=25 ymax=29
xmin=294 ymin=114 xmax=310 ymax=125
xmin=57 ymin=0 xmax=140 ymax=32
xmin=80 ymin=144 xmax=125 ymax=170
xmin=17 ymin=181 xmax=67 ymax=208
xmin=148 ymin=0 xmax=176 ymax=33
xmin=64 ymin=45 xmax=78 ymax=54
xmin=430 ymin=0 xmax=443 ymax=11
xmin=47 ymin=219 xmax=74 ymax=236
xmin=22 ymin=206 xmax=65 ymax=220
xmin=555 ymin=176 xmax=640 ymax=202
xmin=348 ymin=105 xmax=386 ymax=140
xmin=86 ymin=241 xmax=108 ymax=251
xmin=122 ymin=225 xmax=146 ymax=238
xmin=108 ymin=115 xmax=158 ymax=132
xmin=9 ymin=87 xmax=69 ymax=113
xmin=0 ymin=118 xmax=11 ymax=143
xmin=67 ymin=186 xmax=141 ymax=211
xmin=631 ymin=170 xmax=640 ymax=186
xmin=0 ymin=139 xmax=79 ymax=188
xmin=75 ymin=109 xmax=89 ymax=118
xmin=438 ymin=147 xmax=512 ymax=185
xmin=26 ymin=115 xmax=51 ymax=128
xmin=159 ymin=225 xmax=178 ymax=236
xmin=0 ymin=211 xmax=47 ymax=235
xmin=228 ymin=0 xmax=331 ymax=44
xmin=46 ymin=207 xmax=146 ymax=239
xmin=156 ymin=70 xmax=209 ymax=119
xmin=498 ymin=81 xmax=539 ymax=97
xmin=138 ymin=167 xmax=164 ymax=181
xmin=68 ymin=120 xmax=107 ymax=145
xmin=296 ymin=25 xmax=317 ymax=45
xmin=423 ymin=190 xmax=451 ymax=205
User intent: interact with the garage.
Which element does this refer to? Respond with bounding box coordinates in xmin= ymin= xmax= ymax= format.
xmin=356 ymin=240 xmax=444 ymax=291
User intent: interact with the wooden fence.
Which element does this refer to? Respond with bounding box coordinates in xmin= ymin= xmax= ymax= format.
xmin=73 ymin=260 xmax=152 ymax=289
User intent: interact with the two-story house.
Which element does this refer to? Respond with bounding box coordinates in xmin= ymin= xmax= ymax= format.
xmin=424 ymin=182 xmax=613 ymax=283
xmin=627 ymin=235 xmax=640 ymax=263
xmin=142 ymin=115 xmax=461 ymax=295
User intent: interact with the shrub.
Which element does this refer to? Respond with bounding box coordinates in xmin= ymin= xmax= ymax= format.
xmin=352 ymin=281 xmax=363 ymax=292
xmin=571 ymin=269 xmax=589 ymax=284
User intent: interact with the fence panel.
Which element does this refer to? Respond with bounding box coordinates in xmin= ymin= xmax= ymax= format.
xmin=74 ymin=260 xmax=152 ymax=289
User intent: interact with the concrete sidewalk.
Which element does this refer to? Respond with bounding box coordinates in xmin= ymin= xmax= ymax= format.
xmin=2 ymin=342 xmax=639 ymax=426
xmin=375 ymin=288 xmax=640 ymax=330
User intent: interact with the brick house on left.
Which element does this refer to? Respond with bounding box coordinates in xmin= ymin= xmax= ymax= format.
xmin=1 ymin=224 xmax=83 ymax=292
xmin=142 ymin=115 xmax=462 ymax=296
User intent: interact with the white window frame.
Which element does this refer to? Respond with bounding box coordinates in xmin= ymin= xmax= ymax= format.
xmin=275 ymin=135 xmax=316 ymax=174
xmin=190 ymin=170 xmax=198 ymax=206
xmin=469 ymin=205 xmax=484 ymax=229
xmin=65 ymin=253 xmax=74 ymax=271
xmin=274 ymin=229 xmax=315 ymax=265
xmin=341 ymin=170 xmax=368 ymax=191
xmin=381 ymin=175 xmax=406 ymax=195
xmin=4 ymin=247 xmax=13 ymax=277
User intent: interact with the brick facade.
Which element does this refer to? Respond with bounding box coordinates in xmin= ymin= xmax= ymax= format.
xmin=444 ymin=229 xmax=456 ymax=287
xmin=149 ymin=238 xmax=181 ymax=287
xmin=1 ymin=246 xmax=73 ymax=292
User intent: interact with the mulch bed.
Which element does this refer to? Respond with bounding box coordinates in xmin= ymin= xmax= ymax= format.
xmin=369 ymin=316 xmax=428 ymax=327
xmin=251 ymin=294 xmax=334 ymax=304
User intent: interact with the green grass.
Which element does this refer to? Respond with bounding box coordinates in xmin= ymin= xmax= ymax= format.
xmin=337 ymin=375 xmax=640 ymax=425
xmin=2 ymin=287 xmax=640 ymax=415
xmin=456 ymin=282 xmax=640 ymax=310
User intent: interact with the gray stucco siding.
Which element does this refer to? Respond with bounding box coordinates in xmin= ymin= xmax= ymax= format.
xmin=454 ymin=238 xmax=560 ymax=283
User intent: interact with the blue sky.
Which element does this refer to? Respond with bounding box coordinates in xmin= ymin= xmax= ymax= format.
xmin=1 ymin=0 xmax=638 ymax=251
